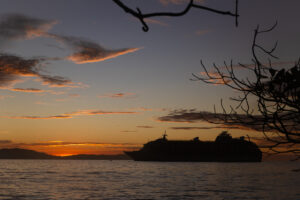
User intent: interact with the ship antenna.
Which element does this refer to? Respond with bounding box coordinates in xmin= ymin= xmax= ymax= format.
xmin=163 ymin=130 xmax=167 ymax=140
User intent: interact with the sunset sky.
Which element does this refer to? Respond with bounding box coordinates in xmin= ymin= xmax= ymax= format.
xmin=0 ymin=0 xmax=299 ymax=156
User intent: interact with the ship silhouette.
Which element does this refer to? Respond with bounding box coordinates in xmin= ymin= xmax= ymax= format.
xmin=125 ymin=131 xmax=262 ymax=162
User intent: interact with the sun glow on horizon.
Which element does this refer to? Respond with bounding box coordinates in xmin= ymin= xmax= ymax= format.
xmin=55 ymin=153 xmax=75 ymax=157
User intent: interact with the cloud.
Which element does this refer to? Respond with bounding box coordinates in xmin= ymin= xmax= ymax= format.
xmin=10 ymin=88 xmax=67 ymax=96
xmin=68 ymin=46 xmax=140 ymax=64
xmin=0 ymin=14 xmax=139 ymax=64
xmin=0 ymin=140 xmax=12 ymax=144
xmin=0 ymin=53 xmax=76 ymax=89
xmin=4 ymin=109 xmax=139 ymax=120
xmin=121 ymin=130 xmax=138 ymax=133
xmin=24 ymin=141 xmax=140 ymax=149
xmin=8 ymin=115 xmax=72 ymax=120
xmin=11 ymin=88 xmax=45 ymax=93
xmin=0 ymin=53 xmax=40 ymax=88
xmin=67 ymin=110 xmax=137 ymax=116
xmin=157 ymin=109 xmax=271 ymax=131
xmin=0 ymin=13 xmax=56 ymax=41
xmin=38 ymin=74 xmax=73 ymax=87
xmin=170 ymin=126 xmax=240 ymax=130
xmin=136 ymin=125 xmax=154 ymax=128
xmin=47 ymin=34 xmax=140 ymax=64
xmin=0 ymin=140 xmax=141 ymax=155
xmin=98 ymin=92 xmax=136 ymax=99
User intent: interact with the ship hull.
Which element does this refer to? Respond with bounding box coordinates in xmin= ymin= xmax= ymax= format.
xmin=124 ymin=150 xmax=262 ymax=162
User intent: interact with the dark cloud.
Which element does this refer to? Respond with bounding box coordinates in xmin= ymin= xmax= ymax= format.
xmin=121 ymin=130 xmax=138 ymax=133
xmin=136 ymin=125 xmax=154 ymax=128
xmin=98 ymin=92 xmax=137 ymax=99
xmin=170 ymin=126 xmax=240 ymax=130
xmin=0 ymin=53 xmax=41 ymax=88
xmin=0 ymin=140 xmax=141 ymax=151
xmin=47 ymin=34 xmax=140 ymax=64
xmin=38 ymin=74 xmax=72 ymax=87
xmin=0 ymin=14 xmax=56 ymax=43
xmin=4 ymin=109 xmax=139 ymax=120
xmin=8 ymin=115 xmax=72 ymax=120
xmin=11 ymin=88 xmax=45 ymax=93
xmin=0 ymin=14 xmax=139 ymax=92
xmin=0 ymin=53 xmax=75 ymax=88
xmin=0 ymin=14 xmax=139 ymax=64
xmin=0 ymin=140 xmax=12 ymax=144
xmin=158 ymin=109 xmax=269 ymax=132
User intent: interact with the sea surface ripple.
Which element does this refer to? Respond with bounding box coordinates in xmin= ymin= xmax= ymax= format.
xmin=0 ymin=160 xmax=299 ymax=200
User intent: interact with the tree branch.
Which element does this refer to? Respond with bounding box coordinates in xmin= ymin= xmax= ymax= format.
xmin=113 ymin=0 xmax=239 ymax=32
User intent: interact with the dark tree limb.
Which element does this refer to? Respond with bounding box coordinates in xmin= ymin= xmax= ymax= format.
xmin=113 ymin=0 xmax=239 ymax=32
xmin=192 ymin=23 xmax=300 ymax=158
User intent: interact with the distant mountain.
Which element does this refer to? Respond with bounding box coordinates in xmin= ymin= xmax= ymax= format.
xmin=0 ymin=148 xmax=130 ymax=160
xmin=0 ymin=148 xmax=56 ymax=159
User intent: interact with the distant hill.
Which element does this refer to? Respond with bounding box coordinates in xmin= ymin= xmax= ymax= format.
xmin=0 ymin=148 xmax=56 ymax=159
xmin=0 ymin=148 xmax=130 ymax=160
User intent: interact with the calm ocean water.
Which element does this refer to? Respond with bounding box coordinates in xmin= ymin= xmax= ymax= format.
xmin=0 ymin=160 xmax=299 ymax=200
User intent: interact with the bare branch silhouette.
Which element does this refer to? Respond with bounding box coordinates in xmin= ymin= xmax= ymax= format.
xmin=192 ymin=23 xmax=300 ymax=158
xmin=113 ymin=0 xmax=239 ymax=32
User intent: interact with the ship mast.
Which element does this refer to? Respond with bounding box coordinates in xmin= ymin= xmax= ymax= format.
xmin=162 ymin=130 xmax=167 ymax=140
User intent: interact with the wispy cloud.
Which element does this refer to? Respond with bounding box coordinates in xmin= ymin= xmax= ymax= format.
xmin=158 ymin=109 xmax=295 ymax=132
xmin=121 ymin=130 xmax=138 ymax=133
xmin=0 ymin=53 xmax=77 ymax=89
xmin=67 ymin=110 xmax=137 ymax=116
xmin=98 ymin=92 xmax=137 ymax=99
xmin=21 ymin=141 xmax=140 ymax=148
xmin=136 ymin=125 xmax=154 ymax=129
xmin=0 ymin=140 xmax=12 ymax=144
xmin=170 ymin=126 xmax=240 ymax=130
xmin=0 ymin=140 xmax=141 ymax=155
xmin=0 ymin=14 xmax=140 ymax=64
xmin=8 ymin=115 xmax=72 ymax=120
xmin=10 ymin=88 xmax=67 ymax=96
xmin=11 ymin=88 xmax=45 ymax=93
xmin=4 ymin=109 xmax=139 ymax=120
xmin=46 ymin=33 xmax=140 ymax=64
xmin=0 ymin=13 xmax=56 ymax=41
xmin=0 ymin=14 xmax=139 ymax=95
